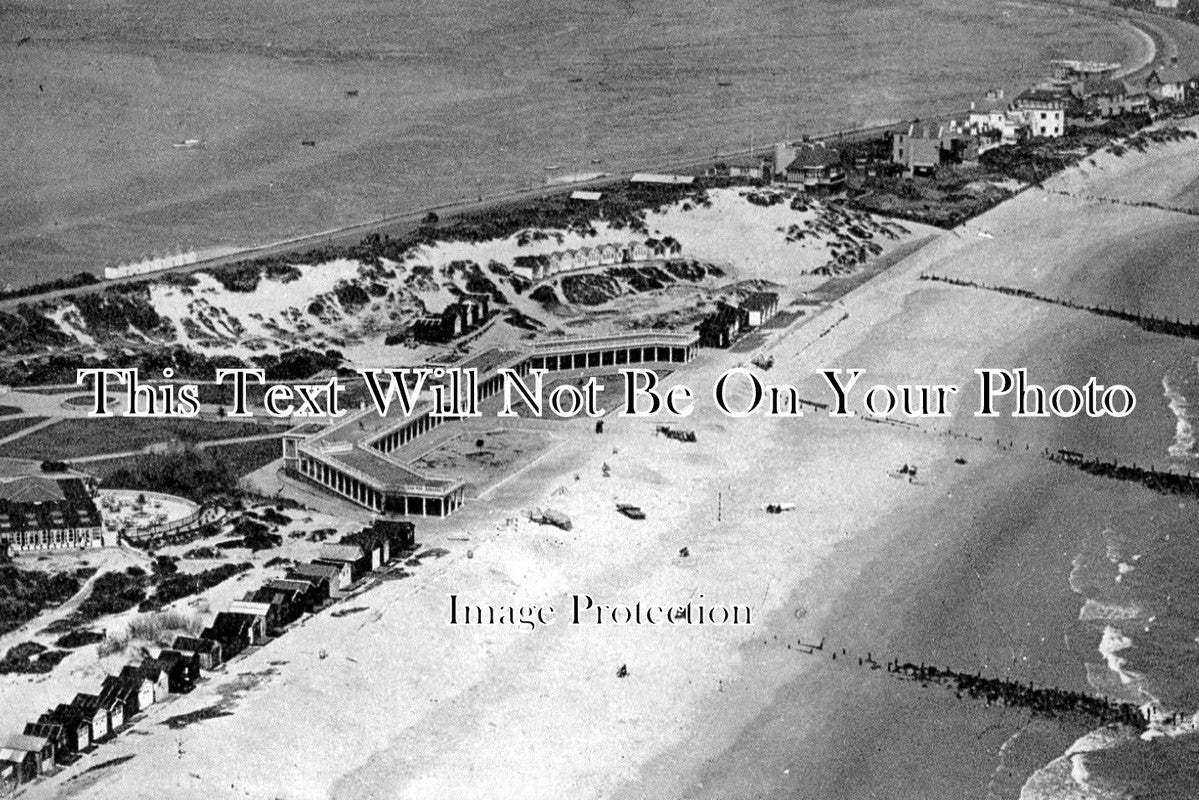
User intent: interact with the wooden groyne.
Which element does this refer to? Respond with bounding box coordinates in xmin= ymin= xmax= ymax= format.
xmin=1046 ymin=449 xmax=1199 ymax=498
xmin=919 ymin=274 xmax=1199 ymax=341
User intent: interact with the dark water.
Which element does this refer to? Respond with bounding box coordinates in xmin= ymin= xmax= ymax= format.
xmin=0 ymin=0 xmax=1135 ymax=283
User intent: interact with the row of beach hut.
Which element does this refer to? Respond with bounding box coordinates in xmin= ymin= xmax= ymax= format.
xmin=0 ymin=517 xmax=415 ymax=794
xmin=510 ymin=237 xmax=683 ymax=282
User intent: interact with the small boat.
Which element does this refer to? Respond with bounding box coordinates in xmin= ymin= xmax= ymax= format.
xmin=345 ymin=89 xmax=359 ymax=97
xmin=717 ymin=80 xmax=733 ymax=87
xmin=172 ymin=139 xmax=201 ymax=149
xmin=545 ymin=164 xmax=560 ymax=170
xmin=567 ymin=77 xmax=583 ymax=84
xmin=301 ymin=140 xmax=316 ymax=147
xmin=591 ymin=158 xmax=603 ymax=164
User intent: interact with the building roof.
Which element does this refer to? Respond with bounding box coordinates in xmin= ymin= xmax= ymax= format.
xmin=0 ymin=748 xmax=30 ymax=764
xmin=570 ymin=190 xmax=603 ymax=201
xmin=4 ymin=734 xmax=48 ymax=753
xmin=267 ymin=578 xmax=317 ymax=595
xmin=173 ymin=635 xmax=220 ymax=654
xmin=742 ymin=292 xmax=779 ymax=311
xmin=786 ymin=143 xmax=841 ymax=169
xmin=1150 ymin=65 xmax=1190 ymax=85
xmin=0 ymin=477 xmax=65 ymax=503
xmin=289 ymin=563 xmax=340 ymax=582
xmin=0 ymin=477 xmax=100 ymax=537
xmin=229 ymin=600 xmax=273 ymax=617
xmin=316 ymin=542 xmax=364 ymax=564
xmin=1081 ymin=75 xmax=1126 ymax=98
xmin=630 ymin=173 xmax=695 ymax=185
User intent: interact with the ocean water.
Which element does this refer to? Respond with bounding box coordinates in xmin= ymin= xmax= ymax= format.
xmin=0 ymin=0 xmax=1137 ymax=283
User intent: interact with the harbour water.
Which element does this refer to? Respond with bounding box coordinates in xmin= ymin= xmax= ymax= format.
xmin=0 ymin=0 xmax=1139 ymax=283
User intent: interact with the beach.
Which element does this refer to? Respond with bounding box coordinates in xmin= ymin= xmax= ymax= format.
xmin=10 ymin=113 xmax=1199 ymax=799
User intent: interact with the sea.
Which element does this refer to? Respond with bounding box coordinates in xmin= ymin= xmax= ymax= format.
xmin=0 ymin=0 xmax=1137 ymax=283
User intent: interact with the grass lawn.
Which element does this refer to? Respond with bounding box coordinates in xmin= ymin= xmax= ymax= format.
xmin=87 ymin=436 xmax=283 ymax=482
xmin=0 ymin=418 xmax=280 ymax=461
xmin=0 ymin=415 xmax=48 ymax=440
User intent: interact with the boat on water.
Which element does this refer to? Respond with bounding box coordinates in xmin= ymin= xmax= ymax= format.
xmin=172 ymin=139 xmax=201 ymax=149
xmin=717 ymin=80 xmax=733 ymax=87
xmin=545 ymin=164 xmax=560 ymax=170
xmin=591 ymin=158 xmax=603 ymax=164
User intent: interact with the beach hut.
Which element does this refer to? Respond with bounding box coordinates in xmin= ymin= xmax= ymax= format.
xmin=266 ymin=579 xmax=320 ymax=614
xmin=4 ymin=733 xmax=54 ymax=775
xmin=101 ymin=674 xmax=151 ymax=716
xmin=599 ymin=244 xmax=620 ymax=265
xmin=171 ymin=636 xmax=223 ymax=670
xmin=317 ymin=543 xmax=372 ymax=582
xmin=583 ymin=246 xmax=601 ymax=268
xmin=231 ymin=598 xmax=284 ymax=634
xmin=69 ymin=695 xmax=112 ymax=741
xmin=250 ymin=585 xmax=304 ymax=624
xmin=121 ymin=662 xmax=168 ymax=703
xmin=288 ymin=563 xmax=341 ymax=599
xmin=371 ymin=515 xmax=415 ymax=557
xmin=661 ymin=236 xmax=683 ymax=257
xmin=22 ymin=722 xmax=66 ymax=765
xmin=740 ymin=292 xmax=780 ymax=327
xmin=156 ymin=651 xmax=201 ymax=689
xmin=201 ymin=613 xmax=257 ymax=659
xmin=626 ymin=241 xmax=650 ymax=263
xmin=0 ymin=746 xmax=38 ymax=786
xmin=40 ymin=708 xmax=90 ymax=755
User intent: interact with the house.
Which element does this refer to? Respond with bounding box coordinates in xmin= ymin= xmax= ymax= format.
xmin=697 ymin=303 xmax=742 ymax=348
xmin=172 ymin=635 xmax=223 ymax=670
xmin=40 ymin=708 xmax=90 ymax=755
xmin=1146 ymin=61 xmax=1191 ymax=103
xmin=22 ymin=722 xmax=67 ymax=765
xmin=625 ymin=241 xmax=650 ymax=263
xmin=317 ymin=543 xmax=372 ymax=582
xmin=547 ymin=251 xmax=567 ymax=275
xmin=101 ymin=674 xmax=152 ymax=715
xmin=0 ymin=746 xmax=38 ymax=786
xmin=0 ymin=476 xmax=103 ymax=552
xmin=583 ymin=247 xmax=601 ymax=268
xmin=891 ymin=122 xmax=944 ymax=176
xmin=708 ymin=154 xmax=772 ymax=180
xmin=288 ymin=562 xmax=342 ymax=598
xmin=69 ymin=695 xmax=115 ymax=740
xmin=599 ymin=244 xmax=620 ymax=265
xmin=4 ymin=733 xmax=54 ymax=775
xmin=121 ymin=662 xmax=169 ymax=702
xmin=1012 ymin=89 xmax=1068 ymax=137
xmin=571 ymin=249 xmax=589 ymax=271
xmin=775 ymin=142 xmax=846 ymax=190
xmin=966 ymin=90 xmax=1024 ymax=152
xmin=660 ymin=236 xmax=683 ymax=257
xmin=156 ymin=650 xmax=201 ymax=690
xmin=741 ymin=292 xmax=780 ymax=327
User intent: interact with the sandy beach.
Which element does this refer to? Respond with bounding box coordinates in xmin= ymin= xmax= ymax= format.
xmin=10 ymin=111 xmax=1199 ymax=800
